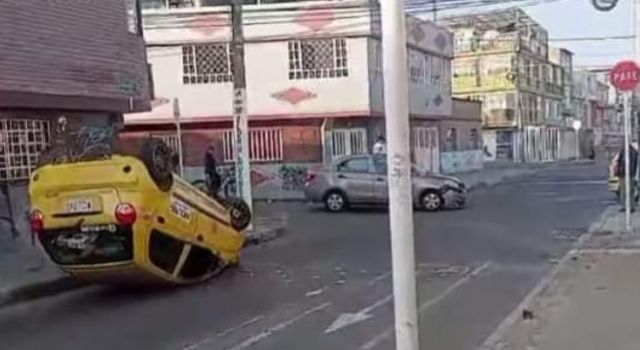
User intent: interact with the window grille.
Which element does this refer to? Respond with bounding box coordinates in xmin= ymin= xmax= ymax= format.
xmin=288 ymin=38 xmax=348 ymax=80
xmin=183 ymin=43 xmax=233 ymax=84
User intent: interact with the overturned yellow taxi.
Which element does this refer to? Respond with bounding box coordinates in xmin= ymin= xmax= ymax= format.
xmin=29 ymin=140 xmax=250 ymax=285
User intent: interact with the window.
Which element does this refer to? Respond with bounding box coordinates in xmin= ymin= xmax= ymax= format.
xmin=470 ymin=129 xmax=480 ymax=149
xmin=149 ymin=229 xmax=185 ymax=274
xmin=409 ymin=51 xmax=425 ymax=85
xmin=429 ymin=56 xmax=450 ymax=92
xmin=288 ymin=38 xmax=348 ymax=80
xmin=182 ymin=44 xmax=233 ymax=84
xmin=125 ymin=0 xmax=141 ymax=34
xmin=431 ymin=56 xmax=443 ymax=87
xmin=337 ymin=158 xmax=370 ymax=174
xmin=372 ymin=40 xmax=382 ymax=75
xmin=222 ymin=127 xmax=283 ymax=163
xmin=0 ymin=119 xmax=50 ymax=181
xmin=141 ymin=0 xmax=195 ymax=9
xmin=331 ymin=128 xmax=367 ymax=157
xmin=446 ymin=128 xmax=458 ymax=151
xmin=151 ymin=133 xmax=180 ymax=153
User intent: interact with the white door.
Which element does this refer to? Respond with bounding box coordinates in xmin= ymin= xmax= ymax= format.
xmin=412 ymin=127 xmax=440 ymax=173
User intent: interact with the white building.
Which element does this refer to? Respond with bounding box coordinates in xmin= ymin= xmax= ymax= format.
xmin=124 ymin=0 xmax=459 ymax=198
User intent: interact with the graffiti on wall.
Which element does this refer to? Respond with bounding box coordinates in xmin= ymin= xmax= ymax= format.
xmin=279 ymin=165 xmax=308 ymax=191
xmin=69 ymin=126 xmax=114 ymax=160
xmin=441 ymin=150 xmax=483 ymax=174
xmin=41 ymin=117 xmax=115 ymax=166
xmin=187 ymin=163 xmax=314 ymax=200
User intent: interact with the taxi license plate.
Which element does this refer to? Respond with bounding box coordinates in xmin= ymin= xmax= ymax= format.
xmin=66 ymin=198 xmax=95 ymax=214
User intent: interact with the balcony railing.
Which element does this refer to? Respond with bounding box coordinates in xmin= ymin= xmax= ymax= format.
xmin=454 ymin=36 xmax=517 ymax=55
xmin=454 ymin=73 xmax=515 ymax=93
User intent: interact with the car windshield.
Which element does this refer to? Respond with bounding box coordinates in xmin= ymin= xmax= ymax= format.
xmin=3 ymin=1 xmax=631 ymax=350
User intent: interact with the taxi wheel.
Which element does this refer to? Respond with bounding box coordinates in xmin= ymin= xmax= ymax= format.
xmin=226 ymin=198 xmax=252 ymax=231
xmin=141 ymin=139 xmax=174 ymax=192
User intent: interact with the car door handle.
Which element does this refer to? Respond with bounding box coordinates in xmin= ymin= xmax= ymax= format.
xmin=376 ymin=177 xmax=386 ymax=182
xmin=338 ymin=174 xmax=346 ymax=179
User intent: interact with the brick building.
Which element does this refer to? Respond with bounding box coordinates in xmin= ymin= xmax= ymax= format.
xmin=124 ymin=0 xmax=457 ymax=199
xmin=0 ymin=0 xmax=150 ymax=234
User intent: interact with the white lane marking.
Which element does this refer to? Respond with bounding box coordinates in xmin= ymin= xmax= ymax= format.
xmin=305 ymin=289 xmax=324 ymax=297
xmin=225 ymin=302 xmax=331 ymax=350
xmin=324 ymin=295 xmax=393 ymax=334
xmin=359 ymin=262 xmax=491 ymax=350
xmin=553 ymin=197 xmax=593 ymax=203
xmin=368 ymin=271 xmax=392 ymax=286
xmin=180 ymin=316 xmax=266 ymax=350
xmin=217 ymin=316 xmax=266 ymax=337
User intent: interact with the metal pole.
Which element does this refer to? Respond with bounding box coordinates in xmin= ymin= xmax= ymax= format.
xmin=172 ymin=98 xmax=184 ymax=176
xmin=625 ymin=92 xmax=632 ymax=232
xmin=635 ymin=0 xmax=640 ymax=182
xmin=231 ymin=0 xmax=253 ymax=217
xmin=575 ymin=129 xmax=580 ymax=159
xmin=380 ymin=1 xmax=419 ymax=350
xmin=636 ymin=0 xmax=640 ymax=63
xmin=433 ymin=0 xmax=437 ymax=23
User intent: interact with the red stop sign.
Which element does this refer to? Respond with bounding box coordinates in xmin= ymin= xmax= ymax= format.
xmin=610 ymin=60 xmax=640 ymax=91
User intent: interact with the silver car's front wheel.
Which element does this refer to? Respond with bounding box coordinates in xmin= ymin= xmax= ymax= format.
xmin=421 ymin=191 xmax=443 ymax=212
xmin=325 ymin=191 xmax=347 ymax=212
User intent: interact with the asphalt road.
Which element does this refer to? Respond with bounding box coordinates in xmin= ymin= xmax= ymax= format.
xmin=0 ymin=161 xmax=611 ymax=350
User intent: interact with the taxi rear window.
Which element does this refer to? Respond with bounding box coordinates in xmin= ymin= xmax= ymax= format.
xmin=149 ymin=229 xmax=184 ymax=274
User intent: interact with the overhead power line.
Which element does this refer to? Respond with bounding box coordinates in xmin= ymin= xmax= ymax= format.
xmin=549 ymin=35 xmax=633 ymax=42
xmin=145 ymin=0 xmax=565 ymax=31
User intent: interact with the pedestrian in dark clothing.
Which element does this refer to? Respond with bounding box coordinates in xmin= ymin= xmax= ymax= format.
xmin=615 ymin=144 xmax=639 ymax=212
xmin=205 ymin=146 xmax=221 ymax=197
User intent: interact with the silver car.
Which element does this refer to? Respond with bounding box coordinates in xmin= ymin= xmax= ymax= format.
xmin=304 ymin=154 xmax=467 ymax=212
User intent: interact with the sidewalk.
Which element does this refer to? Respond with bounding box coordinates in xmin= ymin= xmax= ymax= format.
xmin=0 ymin=205 xmax=286 ymax=308
xmin=479 ymin=206 xmax=640 ymax=350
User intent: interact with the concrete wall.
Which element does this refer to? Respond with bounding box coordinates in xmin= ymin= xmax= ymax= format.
xmin=441 ymin=150 xmax=483 ymax=174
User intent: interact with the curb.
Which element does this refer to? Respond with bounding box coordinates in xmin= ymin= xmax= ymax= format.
xmin=243 ymin=215 xmax=287 ymax=247
xmin=0 ymin=276 xmax=88 ymax=309
xmin=244 ymin=225 xmax=286 ymax=247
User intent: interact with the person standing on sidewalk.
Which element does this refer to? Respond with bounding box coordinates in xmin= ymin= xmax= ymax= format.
xmin=204 ymin=145 xmax=221 ymax=198
xmin=615 ymin=143 xmax=638 ymax=212
xmin=373 ymin=136 xmax=387 ymax=154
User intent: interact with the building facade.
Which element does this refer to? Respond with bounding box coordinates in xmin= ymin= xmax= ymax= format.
xmin=444 ymin=8 xmax=576 ymax=163
xmin=549 ymin=47 xmax=574 ymax=120
xmin=124 ymin=0 xmax=457 ymax=199
xmin=440 ymin=99 xmax=483 ymax=173
xmin=0 ymin=0 xmax=150 ymax=235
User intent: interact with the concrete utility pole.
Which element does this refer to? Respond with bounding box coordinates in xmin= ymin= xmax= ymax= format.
xmin=172 ymin=98 xmax=184 ymax=176
xmin=625 ymin=92 xmax=632 ymax=232
xmin=635 ymin=0 xmax=640 ymax=152
xmin=231 ymin=0 xmax=253 ymax=217
xmin=380 ymin=1 xmax=420 ymax=350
